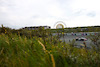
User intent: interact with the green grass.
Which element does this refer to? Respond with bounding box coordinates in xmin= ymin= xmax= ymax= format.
xmin=0 ymin=34 xmax=52 ymax=67
xmin=0 ymin=33 xmax=100 ymax=67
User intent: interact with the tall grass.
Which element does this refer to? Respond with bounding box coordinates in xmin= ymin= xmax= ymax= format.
xmin=0 ymin=33 xmax=100 ymax=67
xmin=0 ymin=34 xmax=52 ymax=67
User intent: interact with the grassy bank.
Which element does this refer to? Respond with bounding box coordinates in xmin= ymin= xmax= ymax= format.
xmin=0 ymin=34 xmax=52 ymax=67
xmin=0 ymin=33 xmax=100 ymax=67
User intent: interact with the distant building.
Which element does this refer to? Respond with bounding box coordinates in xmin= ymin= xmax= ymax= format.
xmin=22 ymin=26 xmax=51 ymax=30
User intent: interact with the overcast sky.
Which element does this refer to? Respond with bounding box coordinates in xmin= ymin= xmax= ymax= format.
xmin=0 ymin=0 xmax=100 ymax=29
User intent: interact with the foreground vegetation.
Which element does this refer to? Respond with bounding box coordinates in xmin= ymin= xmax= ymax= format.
xmin=0 ymin=25 xmax=100 ymax=67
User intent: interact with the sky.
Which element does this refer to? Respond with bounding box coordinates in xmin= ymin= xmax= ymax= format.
xmin=0 ymin=0 xmax=100 ymax=29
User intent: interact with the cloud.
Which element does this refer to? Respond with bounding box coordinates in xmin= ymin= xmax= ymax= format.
xmin=87 ymin=12 xmax=96 ymax=17
xmin=0 ymin=0 xmax=100 ymax=29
